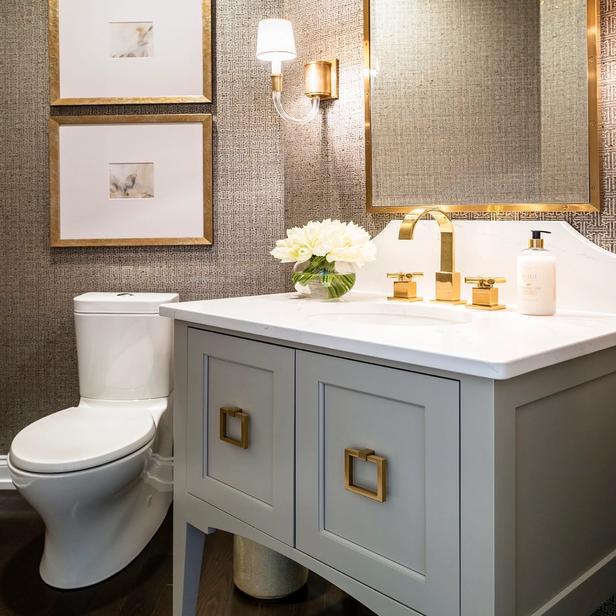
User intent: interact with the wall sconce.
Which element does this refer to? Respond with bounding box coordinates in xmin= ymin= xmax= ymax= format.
xmin=256 ymin=18 xmax=339 ymax=124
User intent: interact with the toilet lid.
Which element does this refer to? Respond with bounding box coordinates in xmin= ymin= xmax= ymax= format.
xmin=10 ymin=406 xmax=156 ymax=473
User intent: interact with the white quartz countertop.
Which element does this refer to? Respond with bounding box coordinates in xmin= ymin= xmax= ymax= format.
xmin=160 ymin=292 xmax=616 ymax=380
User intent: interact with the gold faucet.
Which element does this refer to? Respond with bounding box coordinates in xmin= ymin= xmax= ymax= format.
xmin=398 ymin=207 xmax=465 ymax=304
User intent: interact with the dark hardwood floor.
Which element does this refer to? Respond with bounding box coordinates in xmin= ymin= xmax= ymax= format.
xmin=0 ymin=492 xmax=374 ymax=616
xmin=1 ymin=491 xmax=615 ymax=616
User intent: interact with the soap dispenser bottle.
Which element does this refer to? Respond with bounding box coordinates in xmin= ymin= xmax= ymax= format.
xmin=517 ymin=230 xmax=556 ymax=316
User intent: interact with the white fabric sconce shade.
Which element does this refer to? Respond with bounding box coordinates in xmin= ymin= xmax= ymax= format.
xmin=256 ymin=18 xmax=337 ymax=124
xmin=256 ymin=19 xmax=297 ymax=63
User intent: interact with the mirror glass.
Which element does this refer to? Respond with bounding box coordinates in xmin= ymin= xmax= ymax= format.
xmin=366 ymin=0 xmax=599 ymax=212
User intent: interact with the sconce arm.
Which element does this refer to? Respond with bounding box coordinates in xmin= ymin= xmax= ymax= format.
xmin=272 ymin=91 xmax=320 ymax=124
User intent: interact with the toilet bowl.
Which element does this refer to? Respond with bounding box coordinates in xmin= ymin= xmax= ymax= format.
xmin=8 ymin=292 xmax=178 ymax=589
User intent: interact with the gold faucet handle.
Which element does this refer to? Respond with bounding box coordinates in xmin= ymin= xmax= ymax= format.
xmin=387 ymin=272 xmax=423 ymax=302
xmin=464 ymin=276 xmax=506 ymax=289
xmin=464 ymin=277 xmax=507 ymax=310
xmin=386 ymin=272 xmax=423 ymax=281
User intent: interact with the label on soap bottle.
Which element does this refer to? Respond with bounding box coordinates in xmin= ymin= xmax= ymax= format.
xmin=517 ymin=253 xmax=556 ymax=315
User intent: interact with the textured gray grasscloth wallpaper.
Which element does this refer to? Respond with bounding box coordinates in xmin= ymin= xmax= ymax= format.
xmin=2 ymin=0 xmax=616 ymax=451
xmin=0 ymin=0 xmax=286 ymax=452
xmin=282 ymin=0 xmax=616 ymax=250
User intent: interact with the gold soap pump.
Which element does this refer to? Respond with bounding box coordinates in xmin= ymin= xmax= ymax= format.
xmin=528 ymin=229 xmax=551 ymax=248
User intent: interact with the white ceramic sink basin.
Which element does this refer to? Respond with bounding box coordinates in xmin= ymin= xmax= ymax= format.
xmin=305 ymin=301 xmax=472 ymax=328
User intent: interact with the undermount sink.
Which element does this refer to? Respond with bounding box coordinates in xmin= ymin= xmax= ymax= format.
xmin=304 ymin=301 xmax=472 ymax=328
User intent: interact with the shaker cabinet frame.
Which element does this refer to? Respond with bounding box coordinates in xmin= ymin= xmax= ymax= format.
xmin=296 ymin=351 xmax=460 ymax=614
xmin=185 ymin=329 xmax=295 ymax=545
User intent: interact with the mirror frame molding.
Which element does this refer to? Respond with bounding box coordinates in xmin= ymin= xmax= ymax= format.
xmin=364 ymin=0 xmax=601 ymax=213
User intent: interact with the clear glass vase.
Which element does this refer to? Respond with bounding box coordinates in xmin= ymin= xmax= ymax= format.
xmin=292 ymin=257 xmax=356 ymax=300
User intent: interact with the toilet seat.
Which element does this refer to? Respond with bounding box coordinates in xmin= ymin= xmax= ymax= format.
xmin=9 ymin=406 xmax=156 ymax=474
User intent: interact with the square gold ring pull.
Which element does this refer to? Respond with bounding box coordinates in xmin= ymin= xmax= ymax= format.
xmin=344 ymin=448 xmax=388 ymax=503
xmin=219 ymin=406 xmax=250 ymax=449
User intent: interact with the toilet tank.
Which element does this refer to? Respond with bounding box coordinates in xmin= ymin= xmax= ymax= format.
xmin=73 ymin=292 xmax=179 ymax=400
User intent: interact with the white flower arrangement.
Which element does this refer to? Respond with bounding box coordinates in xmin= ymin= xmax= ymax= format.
xmin=271 ymin=219 xmax=377 ymax=267
xmin=271 ymin=219 xmax=377 ymax=298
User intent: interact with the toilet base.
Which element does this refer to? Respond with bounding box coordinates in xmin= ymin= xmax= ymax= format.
xmin=9 ymin=442 xmax=173 ymax=589
xmin=40 ymin=484 xmax=171 ymax=589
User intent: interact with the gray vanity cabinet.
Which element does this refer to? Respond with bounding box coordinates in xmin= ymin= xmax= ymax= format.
xmin=296 ymin=351 xmax=460 ymax=615
xmin=181 ymin=327 xmax=461 ymax=615
xmin=173 ymin=318 xmax=616 ymax=616
xmin=186 ymin=329 xmax=295 ymax=545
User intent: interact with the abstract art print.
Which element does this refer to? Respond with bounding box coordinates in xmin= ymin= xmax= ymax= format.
xmin=49 ymin=115 xmax=212 ymax=247
xmin=109 ymin=163 xmax=155 ymax=199
xmin=49 ymin=0 xmax=211 ymax=104
xmin=109 ymin=23 xmax=154 ymax=59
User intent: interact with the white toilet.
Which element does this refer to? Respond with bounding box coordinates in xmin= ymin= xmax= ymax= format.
xmin=8 ymin=292 xmax=178 ymax=589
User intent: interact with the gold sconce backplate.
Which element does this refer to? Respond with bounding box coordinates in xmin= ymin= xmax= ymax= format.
xmin=304 ymin=59 xmax=339 ymax=100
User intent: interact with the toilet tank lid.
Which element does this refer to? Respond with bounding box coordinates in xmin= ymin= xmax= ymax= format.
xmin=74 ymin=292 xmax=179 ymax=314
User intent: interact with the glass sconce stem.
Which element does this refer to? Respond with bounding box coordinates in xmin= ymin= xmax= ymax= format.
xmin=272 ymin=91 xmax=320 ymax=124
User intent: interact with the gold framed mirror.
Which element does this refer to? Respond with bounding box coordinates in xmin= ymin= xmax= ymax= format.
xmin=364 ymin=0 xmax=601 ymax=213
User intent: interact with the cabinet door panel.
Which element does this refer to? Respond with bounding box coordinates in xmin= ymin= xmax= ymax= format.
xmin=296 ymin=351 xmax=460 ymax=615
xmin=187 ymin=329 xmax=294 ymax=545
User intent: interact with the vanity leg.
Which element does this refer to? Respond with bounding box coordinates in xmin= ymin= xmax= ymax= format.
xmin=173 ymin=519 xmax=206 ymax=616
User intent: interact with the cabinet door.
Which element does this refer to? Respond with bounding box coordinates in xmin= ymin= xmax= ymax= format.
xmin=296 ymin=351 xmax=460 ymax=615
xmin=187 ymin=329 xmax=295 ymax=545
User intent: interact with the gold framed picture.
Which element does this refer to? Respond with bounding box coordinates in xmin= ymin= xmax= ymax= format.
xmin=49 ymin=114 xmax=213 ymax=247
xmin=49 ymin=0 xmax=212 ymax=105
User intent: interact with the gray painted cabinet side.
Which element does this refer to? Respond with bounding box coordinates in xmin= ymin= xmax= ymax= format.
xmin=173 ymin=322 xmax=207 ymax=616
xmin=494 ymin=350 xmax=616 ymax=616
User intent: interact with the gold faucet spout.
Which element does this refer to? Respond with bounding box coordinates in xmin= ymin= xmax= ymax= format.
xmin=398 ymin=207 xmax=464 ymax=303
xmin=398 ymin=207 xmax=455 ymax=273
